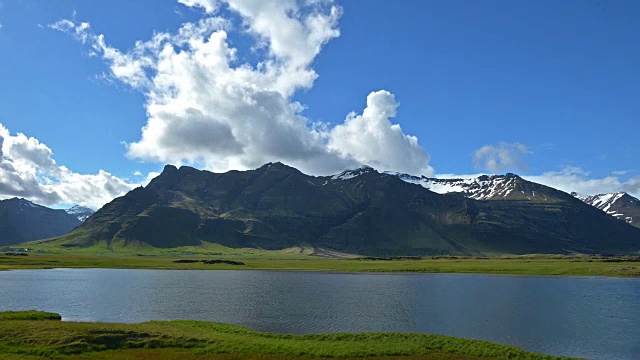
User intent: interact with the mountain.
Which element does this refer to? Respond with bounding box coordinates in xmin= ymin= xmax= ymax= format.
xmin=571 ymin=192 xmax=640 ymax=228
xmin=65 ymin=205 xmax=96 ymax=222
xmin=390 ymin=172 xmax=566 ymax=202
xmin=43 ymin=163 xmax=640 ymax=256
xmin=0 ymin=198 xmax=81 ymax=246
xmin=393 ymin=172 xmax=640 ymax=229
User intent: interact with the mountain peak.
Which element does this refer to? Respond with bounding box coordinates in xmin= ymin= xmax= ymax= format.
xmin=162 ymin=164 xmax=178 ymax=173
xmin=5 ymin=197 xmax=40 ymax=208
xmin=574 ymin=191 xmax=640 ymax=227
xmin=256 ymin=162 xmax=300 ymax=174
xmin=331 ymin=166 xmax=378 ymax=181
xmin=65 ymin=205 xmax=96 ymax=222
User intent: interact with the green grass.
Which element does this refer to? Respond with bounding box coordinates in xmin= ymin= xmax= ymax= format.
xmin=22 ymin=240 xmax=322 ymax=259
xmin=1 ymin=253 xmax=639 ymax=277
xmin=0 ymin=311 xmax=574 ymax=360
xmin=0 ymin=310 xmax=62 ymax=321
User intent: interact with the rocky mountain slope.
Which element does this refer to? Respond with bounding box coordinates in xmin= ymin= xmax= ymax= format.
xmin=572 ymin=192 xmax=640 ymax=227
xmin=392 ymin=172 xmax=566 ymax=202
xmin=0 ymin=198 xmax=81 ymax=246
xmin=392 ymin=173 xmax=640 ymax=227
xmin=43 ymin=163 xmax=640 ymax=256
xmin=65 ymin=205 xmax=95 ymax=222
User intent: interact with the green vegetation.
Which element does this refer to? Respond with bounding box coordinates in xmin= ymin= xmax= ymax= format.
xmin=0 ymin=310 xmax=61 ymax=321
xmin=1 ymin=253 xmax=639 ymax=277
xmin=0 ymin=311 xmax=573 ymax=360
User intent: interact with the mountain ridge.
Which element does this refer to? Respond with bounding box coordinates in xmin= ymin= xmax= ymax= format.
xmin=389 ymin=172 xmax=640 ymax=227
xmin=572 ymin=191 xmax=640 ymax=227
xmin=41 ymin=163 xmax=640 ymax=256
xmin=0 ymin=198 xmax=81 ymax=246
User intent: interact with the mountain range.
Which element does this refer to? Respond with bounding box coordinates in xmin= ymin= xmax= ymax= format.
xmin=0 ymin=198 xmax=83 ymax=246
xmin=390 ymin=172 xmax=640 ymax=228
xmin=39 ymin=163 xmax=640 ymax=256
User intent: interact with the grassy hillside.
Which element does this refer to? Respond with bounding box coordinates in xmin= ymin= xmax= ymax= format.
xmin=0 ymin=311 xmax=572 ymax=360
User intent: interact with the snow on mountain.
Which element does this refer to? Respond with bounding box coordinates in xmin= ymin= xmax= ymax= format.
xmin=386 ymin=172 xmax=534 ymax=200
xmin=16 ymin=198 xmax=42 ymax=211
xmin=330 ymin=167 xmax=640 ymax=227
xmin=331 ymin=166 xmax=376 ymax=181
xmin=572 ymin=192 xmax=640 ymax=226
xmin=65 ymin=205 xmax=96 ymax=222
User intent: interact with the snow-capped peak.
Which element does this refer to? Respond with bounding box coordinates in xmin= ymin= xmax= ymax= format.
xmin=331 ymin=166 xmax=376 ymax=181
xmin=572 ymin=192 xmax=639 ymax=225
xmin=388 ymin=173 xmax=521 ymax=200
xmin=65 ymin=205 xmax=96 ymax=222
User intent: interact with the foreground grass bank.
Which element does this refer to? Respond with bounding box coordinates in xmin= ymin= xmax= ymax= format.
xmin=0 ymin=253 xmax=639 ymax=276
xmin=0 ymin=311 xmax=572 ymax=360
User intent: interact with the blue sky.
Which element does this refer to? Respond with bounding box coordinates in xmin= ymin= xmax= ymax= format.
xmin=0 ymin=0 xmax=639 ymax=207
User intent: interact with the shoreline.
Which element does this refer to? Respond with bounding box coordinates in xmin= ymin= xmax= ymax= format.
xmin=0 ymin=311 xmax=575 ymax=360
xmin=1 ymin=253 xmax=639 ymax=277
xmin=4 ymin=266 xmax=640 ymax=280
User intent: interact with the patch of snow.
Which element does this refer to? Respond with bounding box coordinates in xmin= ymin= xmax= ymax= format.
xmin=331 ymin=166 xmax=376 ymax=181
xmin=390 ymin=173 xmax=520 ymax=201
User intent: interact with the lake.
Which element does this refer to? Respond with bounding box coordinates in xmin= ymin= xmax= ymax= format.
xmin=0 ymin=269 xmax=638 ymax=359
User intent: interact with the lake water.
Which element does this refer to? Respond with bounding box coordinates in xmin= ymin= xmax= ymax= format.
xmin=0 ymin=269 xmax=638 ymax=359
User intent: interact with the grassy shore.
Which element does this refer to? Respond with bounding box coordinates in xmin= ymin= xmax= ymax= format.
xmin=0 ymin=253 xmax=639 ymax=276
xmin=0 ymin=311 xmax=572 ymax=360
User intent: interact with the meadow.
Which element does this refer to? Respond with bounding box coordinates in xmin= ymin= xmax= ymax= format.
xmin=0 ymin=311 xmax=573 ymax=360
xmin=1 ymin=252 xmax=639 ymax=277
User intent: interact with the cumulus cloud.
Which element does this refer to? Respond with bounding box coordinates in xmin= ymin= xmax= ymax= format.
xmin=524 ymin=167 xmax=640 ymax=198
xmin=50 ymin=0 xmax=433 ymax=176
xmin=329 ymin=91 xmax=433 ymax=175
xmin=473 ymin=142 xmax=529 ymax=173
xmin=0 ymin=124 xmax=137 ymax=209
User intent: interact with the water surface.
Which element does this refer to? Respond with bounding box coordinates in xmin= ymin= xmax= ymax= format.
xmin=1 ymin=269 xmax=638 ymax=359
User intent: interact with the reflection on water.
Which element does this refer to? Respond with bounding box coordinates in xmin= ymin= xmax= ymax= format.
xmin=1 ymin=269 xmax=639 ymax=359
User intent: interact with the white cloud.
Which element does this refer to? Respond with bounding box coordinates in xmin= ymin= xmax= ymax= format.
xmin=142 ymin=171 xmax=161 ymax=186
xmin=473 ymin=142 xmax=529 ymax=173
xmin=50 ymin=0 xmax=434 ymax=177
xmin=524 ymin=167 xmax=640 ymax=198
xmin=0 ymin=124 xmax=138 ymax=209
xmin=178 ymin=0 xmax=220 ymax=14
xmin=329 ymin=90 xmax=433 ymax=175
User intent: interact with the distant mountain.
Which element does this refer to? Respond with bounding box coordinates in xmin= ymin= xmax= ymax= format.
xmin=65 ymin=205 xmax=95 ymax=222
xmin=571 ymin=192 xmax=640 ymax=228
xmin=42 ymin=163 xmax=640 ymax=256
xmin=389 ymin=172 xmax=640 ymax=229
xmin=0 ymin=198 xmax=81 ymax=246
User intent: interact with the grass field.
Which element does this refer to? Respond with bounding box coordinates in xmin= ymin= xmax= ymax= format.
xmin=0 ymin=311 xmax=573 ymax=360
xmin=0 ymin=252 xmax=639 ymax=277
